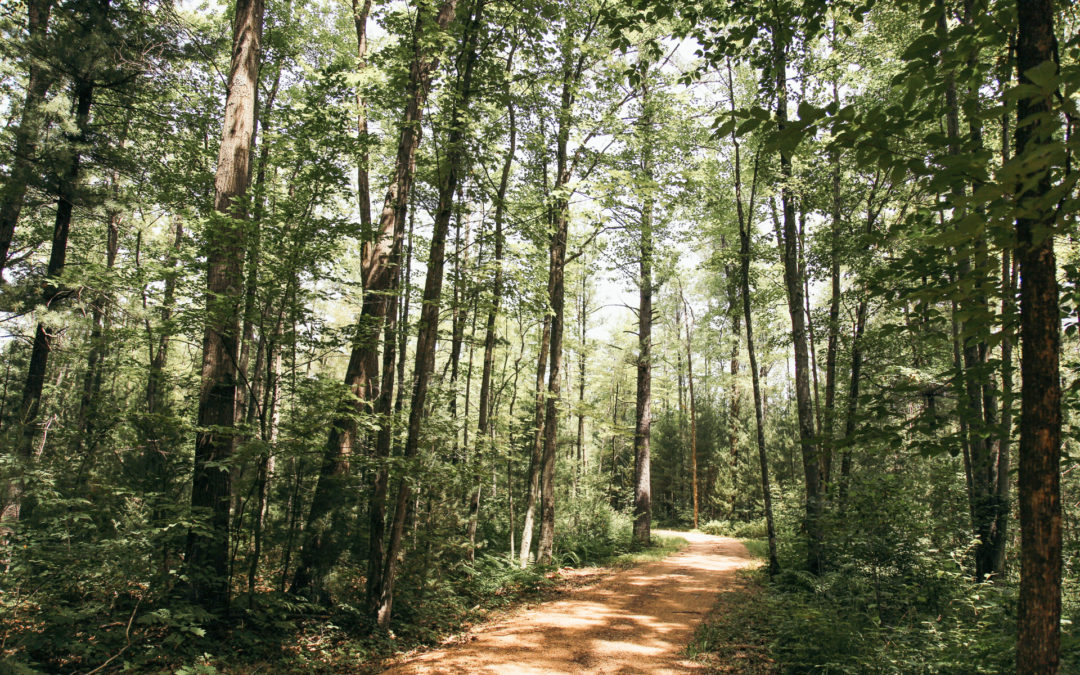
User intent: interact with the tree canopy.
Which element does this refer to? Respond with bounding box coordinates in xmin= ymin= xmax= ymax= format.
xmin=0 ymin=0 xmax=1077 ymax=671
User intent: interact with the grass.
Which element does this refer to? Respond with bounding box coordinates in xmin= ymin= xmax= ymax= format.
xmin=604 ymin=534 xmax=688 ymax=568
xmin=684 ymin=536 xmax=777 ymax=674
xmin=740 ymin=538 xmax=770 ymax=559
xmin=685 ymin=570 xmax=777 ymax=674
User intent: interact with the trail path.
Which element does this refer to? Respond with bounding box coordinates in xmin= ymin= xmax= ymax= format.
xmin=382 ymin=530 xmax=756 ymax=674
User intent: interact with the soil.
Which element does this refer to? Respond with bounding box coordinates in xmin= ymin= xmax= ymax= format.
xmin=380 ymin=530 xmax=756 ymax=674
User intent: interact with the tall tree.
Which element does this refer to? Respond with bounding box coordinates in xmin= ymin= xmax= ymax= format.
xmin=16 ymin=78 xmax=93 ymax=516
xmin=723 ymin=56 xmax=779 ymax=576
xmin=0 ymin=0 xmax=54 ymax=280
xmin=1014 ymin=0 xmax=1062 ymax=668
xmin=770 ymin=16 xmax=823 ymax=574
xmin=291 ymin=0 xmax=450 ymax=600
xmin=632 ymin=68 xmax=655 ymax=547
xmin=186 ymin=0 xmax=264 ymax=613
xmin=374 ymin=0 xmax=476 ymax=626
xmin=469 ymin=38 xmax=517 ymax=560
xmin=680 ymin=286 xmax=699 ymax=530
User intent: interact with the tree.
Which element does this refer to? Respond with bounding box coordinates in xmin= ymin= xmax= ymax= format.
xmin=187 ymin=0 xmax=264 ymax=613
xmin=631 ymin=66 xmax=655 ymax=547
xmin=1014 ymin=0 xmax=1063 ymax=668
xmin=0 ymin=0 xmax=54 ymax=281
xmin=374 ymin=0 xmax=478 ymax=626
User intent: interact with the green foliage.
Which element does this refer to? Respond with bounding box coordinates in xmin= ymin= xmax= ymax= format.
xmin=0 ymin=0 xmax=1077 ymax=670
xmin=700 ymin=518 xmax=769 ymax=539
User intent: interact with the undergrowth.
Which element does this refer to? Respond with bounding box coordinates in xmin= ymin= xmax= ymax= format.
xmin=50 ymin=527 xmax=687 ymax=674
xmin=689 ymin=526 xmax=1079 ymax=674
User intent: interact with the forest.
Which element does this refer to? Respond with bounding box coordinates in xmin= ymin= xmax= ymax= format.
xmin=0 ymin=0 xmax=1077 ymax=671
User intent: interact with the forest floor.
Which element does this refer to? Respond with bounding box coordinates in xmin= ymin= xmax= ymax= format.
xmin=379 ymin=531 xmax=757 ymax=674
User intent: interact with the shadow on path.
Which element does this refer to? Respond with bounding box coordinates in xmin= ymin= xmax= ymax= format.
xmin=382 ymin=531 xmax=756 ymax=675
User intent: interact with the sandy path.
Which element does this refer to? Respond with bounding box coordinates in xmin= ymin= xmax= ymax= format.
xmin=382 ymin=531 xmax=756 ymax=675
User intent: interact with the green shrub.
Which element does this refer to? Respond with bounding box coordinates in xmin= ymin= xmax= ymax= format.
xmin=700 ymin=519 xmax=729 ymax=535
xmin=699 ymin=518 xmax=766 ymax=539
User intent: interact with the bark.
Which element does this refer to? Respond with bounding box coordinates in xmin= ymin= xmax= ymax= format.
xmin=632 ymin=72 xmax=654 ymax=548
xmin=518 ymin=306 xmax=551 ymax=566
xmin=395 ymin=203 xmax=415 ymax=417
xmin=992 ymin=249 xmax=1016 ymax=575
xmin=353 ymin=0 xmax=373 ymax=242
xmin=723 ymin=247 xmax=741 ymax=463
xmin=1015 ymin=1 xmax=1062 ymax=669
xmin=375 ymin=0 xmax=474 ymax=627
xmin=447 ymin=189 xmax=471 ymax=452
xmin=576 ymin=274 xmax=587 ymax=473
xmin=838 ymin=298 xmax=867 ymax=505
xmin=248 ymin=313 xmax=282 ymax=602
xmin=320 ymin=0 xmax=454 ymax=552
xmin=0 ymin=0 xmax=55 ymax=280
xmin=537 ymin=34 xmax=580 ymax=564
xmin=800 ymin=212 xmax=822 ymax=438
xmin=363 ymin=213 xmax=404 ymax=609
xmin=237 ymin=68 xmax=280 ymax=425
xmin=462 ymin=224 xmax=482 ymax=551
xmin=519 ymin=115 xmax=556 ymax=565
xmin=187 ymin=0 xmax=263 ymax=614
xmin=936 ymin=0 xmax=999 ymax=580
xmin=771 ymin=27 xmax=822 ymax=574
xmin=538 ymin=204 xmax=567 ymax=564
xmin=991 ymin=96 xmax=1017 ymax=573
xmin=144 ymin=218 xmax=183 ymax=498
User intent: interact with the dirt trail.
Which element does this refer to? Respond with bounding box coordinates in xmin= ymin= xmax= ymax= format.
xmin=382 ymin=530 xmax=756 ymax=674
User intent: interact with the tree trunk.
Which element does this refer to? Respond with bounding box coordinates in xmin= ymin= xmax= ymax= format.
xmin=723 ymin=247 xmax=741 ymax=464
xmin=577 ymin=274 xmax=587 ymax=474
xmin=75 ymin=165 xmax=122 ymax=465
xmin=247 ymin=310 xmax=282 ymax=603
xmin=353 ymin=0 xmax=373 ymax=242
xmin=292 ymin=0 xmax=450 ymax=600
xmin=143 ymin=217 xmax=183 ymax=513
xmin=632 ymin=72 xmax=654 ymax=548
xmin=237 ymin=67 xmax=280 ymax=428
xmin=363 ymin=210 xmax=405 ymax=609
xmin=187 ymin=0 xmax=263 ymax=614
xmin=935 ymin=0 xmax=999 ymax=581
xmin=447 ymin=188 xmax=471 ymax=453
xmin=395 ymin=203 xmax=415 ymax=417
xmin=538 ymin=207 xmax=567 ymax=564
xmin=0 ymin=0 xmax=55 ymax=280
xmin=680 ymin=288 xmax=699 ymax=530
xmin=469 ymin=44 xmax=516 ymax=561
xmin=1015 ymin=1 xmax=1062 ymax=669
xmin=726 ymin=58 xmax=778 ymax=576
xmin=771 ymin=28 xmax=822 ymax=574
xmin=537 ymin=34 xmax=580 ymax=564
xmin=518 ymin=307 xmax=551 ymax=566
xmin=16 ymin=80 xmax=94 ymax=522
xmin=990 ymin=67 xmax=1016 ymax=577
xmin=838 ymin=298 xmax=866 ymax=506
xmin=375 ymin=0 xmax=474 ymax=627
xmin=822 ymin=77 xmax=842 ymax=490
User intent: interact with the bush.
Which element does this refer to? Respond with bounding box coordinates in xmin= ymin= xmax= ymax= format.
xmin=700 ymin=519 xmax=730 ymax=535
xmin=699 ymin=518 xmax=767 ymax=539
